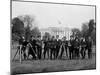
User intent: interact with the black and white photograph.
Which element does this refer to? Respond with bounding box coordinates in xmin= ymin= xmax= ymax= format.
xmin=11 ymin=0 xmax=96 ymax=75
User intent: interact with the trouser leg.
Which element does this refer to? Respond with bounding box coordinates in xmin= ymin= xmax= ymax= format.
xmin=54 ymin=49 xmax=56 ymax=59
xmin=72 ymin=48 xmax=75 ymax=59
xmin=47 ymin=49 xmax=50 ymax=59
xmin=43 ymin=47 xmax=46 ymax=59
xmin=75 ymin=48 xmax=79 ymax=59
xmin=81 ymin=47 xmax=86 ymax=59
xmin=88 ymin=48 xmax=92 ymax=59
xmin=50 ymin=48 xmax=55 ymax=59
xmin=69 ymin=47 xmax=72 ymax=59
xmin=65 ymin=46 xmax=68 ymax=57
xmin=50 ymin=48 xmax=53 ymax=60
xmin=83 ymin=48 xmax=86 ymax=59
xmin=56 ymin=46 xmax=60 ymax=58
xmin=81 ymin=47 xmax=82 ymax=58
xmin=38 ymin=47 xmax=42 ymax=59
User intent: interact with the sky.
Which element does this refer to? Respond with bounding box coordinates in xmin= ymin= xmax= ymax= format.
xmin=12 ymin=1 xmax=95 ymax=30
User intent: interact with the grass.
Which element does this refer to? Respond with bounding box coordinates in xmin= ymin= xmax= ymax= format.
xmin=11 ymin=44 xmax=96 ymax=75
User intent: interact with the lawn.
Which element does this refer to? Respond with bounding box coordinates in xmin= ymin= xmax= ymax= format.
xmin=11 ymin=44 xmax=96 ymax=75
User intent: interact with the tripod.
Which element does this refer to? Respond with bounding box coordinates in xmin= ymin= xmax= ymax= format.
xmin=12 ymin=45 xmax=22 ymax=63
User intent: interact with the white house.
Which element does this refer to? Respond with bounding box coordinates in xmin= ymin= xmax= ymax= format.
xmin=40 ymin=27 xmax=72 ymax=40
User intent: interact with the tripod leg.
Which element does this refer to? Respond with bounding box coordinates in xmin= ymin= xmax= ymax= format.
xmin=12 ymin=47 xmax=19 ymax=61
xmin=19 ymin=45 xmax=22 ymax=63
xmin=29 ymin=43 xmax=38 ymax=59
xmin=36 ymin=46 xmax=39 ymax=59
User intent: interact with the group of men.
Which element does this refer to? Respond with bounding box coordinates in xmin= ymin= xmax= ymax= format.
xmin=19 ymin=35 xmax=93 ymax=60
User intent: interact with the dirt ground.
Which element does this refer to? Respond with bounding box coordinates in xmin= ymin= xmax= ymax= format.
xmin=11 ymin=44 xmax=96 ymax=75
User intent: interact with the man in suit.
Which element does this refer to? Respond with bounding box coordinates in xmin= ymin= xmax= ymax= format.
xmin=86 ymin=37 xmax=93 ymax=59
xmin=68 ymin=36 xmax=74 ymax=59
xmin=80 ymin=38 xmax=87 ymax=59
xmin=49 ymin=36 xmax=56 ymax=60
xmin=55 ymin=35 xmax=61 ymax=59
xmin=28 ymin=36 xmax=37 ymax=60
xmin=21 ymin=37 xmax=28 ymax=59
xmin=43 ymin=38 xmax=50 ymax=59
xmin=36 ymin=37 xmax=42 ymax=59
xmin=74 ymin=37 xmax=80 ymax=59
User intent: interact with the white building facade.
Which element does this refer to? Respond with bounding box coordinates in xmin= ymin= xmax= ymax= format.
xmin=40 ymin=27 xmax=72 ymax=40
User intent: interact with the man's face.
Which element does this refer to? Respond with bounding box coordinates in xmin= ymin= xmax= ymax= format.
xmin=89 ymin=37 xmax=91 ymax=40
xmin=52 ymin=36 xmax=55 ymax=40
xmin=56 ymin=35 xmax=59 ymax=39
xmin=70 ymin=37 xmax=73 ymax=40
xmin=76 ymin=39 xmax=78 ymax=41
xmin=32 ymin=37 xmax=34 ymax=40
xmin=22 ymin=36 xmax=25 ymax=39
xmin=83 ymin=38 xmax=85 ymax=41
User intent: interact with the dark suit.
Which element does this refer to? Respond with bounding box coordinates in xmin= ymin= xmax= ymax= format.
xmin=55 ymin=39 xmax=61 ymax=58
xmin=50 ymin=39 xmax=56 ymax=59
xmin=74 ymin=39 xmax=80 ymax=59
xmin=43 ymin=40 xmax=50 ymax=59
xmin=80 ymin=40 xmax=87 ymax=59
xmin=86 ymin=39 xmax=92 ymax=59
xmin=68 ymin=39 xmax=74 ymax=59
xmin=36 ymin=39 xmax=42 ymax=59
xmin=29 ymin=39 xmax=37 ymax=59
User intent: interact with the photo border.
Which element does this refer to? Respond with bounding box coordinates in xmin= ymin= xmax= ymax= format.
xmin=10 ymin=0 xmax=96 ymax=75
